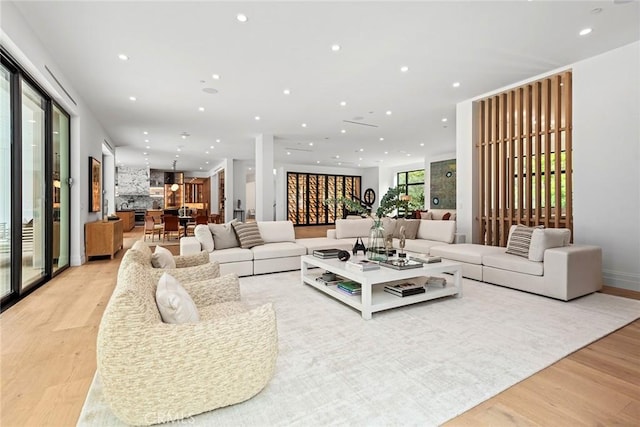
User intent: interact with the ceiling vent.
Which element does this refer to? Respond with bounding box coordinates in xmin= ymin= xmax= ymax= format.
xmin=342 ymin=120 xmax=378 ymax=128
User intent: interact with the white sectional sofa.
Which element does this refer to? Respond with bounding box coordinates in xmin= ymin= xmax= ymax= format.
xmin=429 ymin=227 xmax=602 ymax=301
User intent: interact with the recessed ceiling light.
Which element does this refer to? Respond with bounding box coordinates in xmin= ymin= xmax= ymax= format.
xmin=237 ymin=13 xmax=248 ymax=23
xmin=143 ymin=152 xmax=148 ymax=155
xmin=340 ymin=101 xmax=347 ymax=107
xmin=205 ymin=151 xmax=209 ymax=154
xmin=118 ymin=54 xmax=129 ymax=61
xmin=338 ymin=162 xmax=342 ymax=166
xmin=175 ymin=154 xmax=179 ymax=158
xmin=181 ymin=135 xmax=187 ymax=139
xmin=336 ymin=155 xmax=340 ymax=159
xmin=210 ymin=145 xmax=214 ymax=149
xmin=283 ymin=89 xmax=291 ymax=95
xmin=145 ymin=145 xmax=150 ymax=149
xmin=198 ymin=107 xmax=205 ymax=112
xmin=216 ymin=139 xmax=221 ymax=143
xmin=199 ymin=167 xmax=203 ymax=170
xmin=386 ymin=110 xmax=392 ymax=115
xmin=143 ymin=131 xmax=148 ymax=135
xmin=255 ymin=116 xmax=261 ymax=121
xmin=301 ymin=123 xmax=307 ymax=128
xmin=379 ymin=137 xmax=384 ymax=141
xmin=309 ymin=142 xmax=314 ymax=146
xmin=286 ymin=151 xmax=291 ymax=155
xmin=384 ymin=151 xmax=388 ymax=154
xmin=144 ymin=158 xmax=148 ymax=161
xmin=331 ymin=44 xmax=341 ymax=52
xmin=341 ymin=129 xmax=346 ymax=133
xmin=359 ymin=157 xmax=363 ymax=161
xmin=406 ymin=153 xmax=411 ymax=157
xmin=144 ymin=139 xmax=149 ymax=143
xmin=316 ymin=160 xmax=320 ymax=164
xmin=177 ymin=148 xmax=181 ymax=152
xmin=420 ymin=143 xmax=425 ymax=147
xmin=359 ymin=148 xmax=364 ymax=152
xmin=400 ymin=66 xmax=409 ymax=73
xmin=579 ymin=28 xmax=592 ymax=36
xmin=206 ymin=161 xmax=209 ymax=164
xmin=442 ymin=118 xmax=448 ymax=122
xmin=212 ymin=74 xmax=221 ymax=80
xmin=452 ymin=82 xmax=461 ymax=88
xmin=129 ymin=96 xmax=137 ymax=101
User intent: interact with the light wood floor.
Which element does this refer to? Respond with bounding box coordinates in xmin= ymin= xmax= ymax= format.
xmin=1 ymin=226 xmax=638 ymax=426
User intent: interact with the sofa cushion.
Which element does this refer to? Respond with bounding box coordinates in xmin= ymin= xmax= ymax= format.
xmin=209 ymin=247 xmax=254 ymax=264
xmin=401 ymin=238 xmax=445 ymax=255
xmin=335 ymin=218 xmax=374 ymax=239
xmin=232 ymin=221 xmax=265 ymax=249
xmin=506 ymin=225 xmax=541 ymax=258
xmin=380 ymin=217 xmax=396 ymax=238
xmin=430 ymin=243 xmax=506 ymax=265
xmin=257 ymin=221 xmax=295 ymax=243
xmin=252 ymin=242 xmax=307 ymax=260
xmin=296 ymin=237 xmax=353 ymax=254
xmin=482 ymin=253 xmax=544 ymax=276
xmin=194 ymin=224 xmax=214 ymax=252
xmin=393 ymin=219 xmax=420 ymax=239
xmin=209 ymin=221 xmax=240 ymax=250
xmin=198 ymin=301 xmax=249 ymax=321
xmin=528 ymin=228 xmax=571 ymax=262
xmin=156 ymin=272 xmax=200 ymax=324
xmin=151 ymin=246 xmax=176 ymax=269
xmin=416 ymin=220 xmax=456 ymax=243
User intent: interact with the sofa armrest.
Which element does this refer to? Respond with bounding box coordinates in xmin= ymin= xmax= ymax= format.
xmin=327 ymin=229 xmax=337 ymax=239
xmin=144 ymin=262 xmax=220 ymax=283
xmin=544 ymin=245 xmax=602 ymax=300
xmin=182 ymin=273 xmax=240 ymax=306
xmin=174 ymin=250 xmax=209 ymax=268
xmin=180 ymin=236 xmax=202 ymax=256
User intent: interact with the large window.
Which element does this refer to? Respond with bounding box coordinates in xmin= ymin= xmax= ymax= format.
xmin=397 ymin=169 xmax=425 ymax=215
xmin=477 ymin=70 xmax=573 ymax=246
xmin=287 ymin=172 xmax=361 ymax=225
xmin=1 ymin=50 xmax=71 ymax=310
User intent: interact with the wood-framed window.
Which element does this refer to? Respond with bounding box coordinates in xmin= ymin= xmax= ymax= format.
xmin=477 ymin=70 xmax=573 ymax=246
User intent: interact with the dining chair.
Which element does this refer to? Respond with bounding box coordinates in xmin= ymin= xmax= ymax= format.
xmin=162 ymin=215 xmax=184 ymax=240
xmin=143 ymin=216 xmax=163 ymax=242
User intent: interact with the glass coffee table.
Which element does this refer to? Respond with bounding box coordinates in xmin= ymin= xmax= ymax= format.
xmin=301 ymin=255 xmax=462 ymax=320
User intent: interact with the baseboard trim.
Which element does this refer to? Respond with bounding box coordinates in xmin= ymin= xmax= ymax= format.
xmin=603 ymin=269 xmax=640 ymax=292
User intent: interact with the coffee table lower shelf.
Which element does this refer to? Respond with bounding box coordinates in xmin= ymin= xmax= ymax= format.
xmin=301 ymin=255 xmax=462 ymax=320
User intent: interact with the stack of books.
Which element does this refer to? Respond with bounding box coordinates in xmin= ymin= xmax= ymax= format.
xmin=383 ymin=282 xmax=426 ymax=297
xmin=315 ymin=275 xmax=341 ymax=286
xmin=426 ymin=276 xmax=447 ymax=287
xmin=345 ymin=259 xmax=380 ymax=271
xmin=410 ymin=255 xmax=442 ymax=264
xmin=337 ymin=280 xmax=362 ymax=295
xmin=313 ymin=249 xmax=340 ymax=259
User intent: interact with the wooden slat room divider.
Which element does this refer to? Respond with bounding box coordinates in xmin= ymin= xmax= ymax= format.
xmin=477 ymin=71 xmax=573 ymax=246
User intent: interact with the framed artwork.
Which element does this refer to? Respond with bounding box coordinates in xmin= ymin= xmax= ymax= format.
xmin=89 ymin=156 xmax=102 ymax=212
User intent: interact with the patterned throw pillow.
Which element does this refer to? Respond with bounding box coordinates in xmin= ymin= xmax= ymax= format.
xmin=232 ymin=221 xmax=265 ymax=249
xmin=505 ymin=225 xmax=540 ymax=258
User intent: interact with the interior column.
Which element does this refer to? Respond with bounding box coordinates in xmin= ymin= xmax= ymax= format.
xmin=255 ymin=134 xmax=275 ymax=221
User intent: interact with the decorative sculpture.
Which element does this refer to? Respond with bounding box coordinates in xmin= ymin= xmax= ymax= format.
xmin=352 ymin=237 xmax=366 ymax=255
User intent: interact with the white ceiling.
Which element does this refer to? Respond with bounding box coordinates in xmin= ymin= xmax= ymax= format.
xmin=10 ymin=1 xmax=640 ymax=173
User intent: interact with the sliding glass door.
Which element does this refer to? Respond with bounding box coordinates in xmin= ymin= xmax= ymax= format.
xmin=0 ymin=64 xmax=11 ymax=299
xmin=1 ymin=50 xmax=71 ymax=310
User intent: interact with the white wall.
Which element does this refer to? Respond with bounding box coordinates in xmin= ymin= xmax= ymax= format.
xmin=456 ymin=41 xmax=640 ymax=291
xmin=2 ymin=2 xmax=113 ymax=265
xmin=572 ymin=42 xmax=639 ymax=291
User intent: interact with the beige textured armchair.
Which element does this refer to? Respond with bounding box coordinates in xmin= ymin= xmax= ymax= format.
xmin=97 ymin=253 xmax=278 ymax=425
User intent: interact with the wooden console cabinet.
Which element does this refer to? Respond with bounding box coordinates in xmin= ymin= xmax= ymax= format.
xmin=115 ymin=210 xmax=135 ymax=231
xmin=85 ymin=219 xmax=123 ymax=260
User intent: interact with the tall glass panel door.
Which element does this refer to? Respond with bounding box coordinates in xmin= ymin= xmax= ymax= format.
xmin=0 ymin=65 xmax=11 ymax=298
xmin=52 ymin=105 xmax=69 ymax=273
xmin=21 ymin=81 xmax=46 ymax=291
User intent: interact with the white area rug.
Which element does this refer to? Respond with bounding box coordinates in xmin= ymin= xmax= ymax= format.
xmin=78 ymin=271 xmax=640 ymax=426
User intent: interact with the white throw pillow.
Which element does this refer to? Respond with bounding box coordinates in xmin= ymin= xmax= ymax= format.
xmin=257 ymin=221 xmax=295 ymax=243
xmin=151 ymin=245 xmax=176 ymax=269
xmin=528 ymin=228 xmax=572 ymax=262
xmin=156 ymin=273 xmax=200 ymax=324
xmin=194 ymin=224 xmax=214 ymax=252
